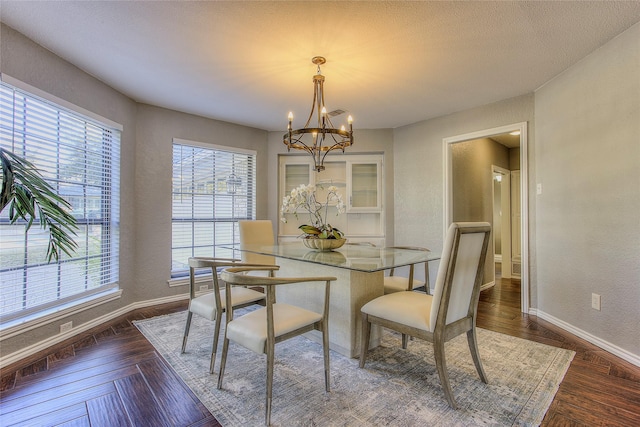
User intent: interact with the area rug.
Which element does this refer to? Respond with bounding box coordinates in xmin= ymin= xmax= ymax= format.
xmin=134 ymin=309 xmax=574 ymax=426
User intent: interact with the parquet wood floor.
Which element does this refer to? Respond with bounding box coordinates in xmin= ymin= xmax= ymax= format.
xmin=1 ymin=274 xmax=639 ymax=426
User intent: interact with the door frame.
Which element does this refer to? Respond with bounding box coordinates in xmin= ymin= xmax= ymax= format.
xmin=492 ymin=165 xmax=512 ymax=279
xmin=443 ymin=122 xmax=529 ymax=313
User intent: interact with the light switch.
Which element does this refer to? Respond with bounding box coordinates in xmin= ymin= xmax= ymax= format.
xmin=536 ymin=183 xmax=542 ymax=195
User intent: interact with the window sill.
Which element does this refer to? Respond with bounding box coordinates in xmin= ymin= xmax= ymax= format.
xmin=0 ymin=287 xmax=123 ymax=341
xmin=167 ymin=273 xmax=213 ymax=288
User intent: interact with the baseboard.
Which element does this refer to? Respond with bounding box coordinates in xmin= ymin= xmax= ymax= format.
xmin=529 ymin=308 xmax=640 ymax=368
xmin=0 ymin=293 xmax=189 ymax=369
xmin=480 ymin=281 xmax=495 ymax=291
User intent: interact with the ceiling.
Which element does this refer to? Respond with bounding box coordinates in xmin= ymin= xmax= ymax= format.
xmin=1 ymin=1 xmax=639 ymax=132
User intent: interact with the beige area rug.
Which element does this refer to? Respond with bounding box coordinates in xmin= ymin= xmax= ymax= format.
xmin=134 ymin=309 xmax=574 ymax=426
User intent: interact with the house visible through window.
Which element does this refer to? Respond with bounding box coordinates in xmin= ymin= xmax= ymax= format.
xmin=0 ymin=78 xmax=121 ymax=324
xmin=171 ymin=139 xmax=256 ymax=277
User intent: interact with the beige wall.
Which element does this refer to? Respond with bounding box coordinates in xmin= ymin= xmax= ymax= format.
xmin=0 ymin=24 xmax=268 ymax=357
xmin=133 ymin=105 xmax=267 ymax=301
xmin=393 ymin=94 xmax=536 ymax=291
xmin=534 ymin=22 xmax=640 ymax=356
xmin=452 ymin=137 xmax=509 ymax=285
xmin=1 ymin=24 xmax=139 ymax=355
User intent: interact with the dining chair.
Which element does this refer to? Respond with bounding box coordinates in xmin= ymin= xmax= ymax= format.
xmin=383 ymin=246 xmax=431 ymax=294
xmin=239 ymin=220 xmax=276 ymax=267
xmin=359 ymin=222 xmax=492 ymax=409
xmin=217 ymin=266 xmax=337 ymax=426
xmin=181 ymin=257 xmax=279 ymax=374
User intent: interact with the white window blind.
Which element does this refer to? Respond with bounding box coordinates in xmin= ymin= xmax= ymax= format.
xmin=0 ymin=80 xmax=120 ymax=322
xmin=172 ymin=140 xmax=256 ymax=276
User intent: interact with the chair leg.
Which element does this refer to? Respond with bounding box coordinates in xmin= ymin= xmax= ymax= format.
xmin=467 ymin=327 xmax=488 ymax=383
xmin=401 ymin=333 xmax=408 ymax=349
xmin=181 ymin=311 xmax=193 ymax=353
xmin=359 ymin=313 xmax=371 ymax=368
xmin=265 ymin=340 xmax=275 ymax=426
xmin=433 ymin=340 xmax=458 ymax=409
xmin=322 ymin=322 xmax=331 ymax=392
xmin=216 ymin=336 xmax=230 ymax=390
xmin=209 ymin=311 xmax=222 ymax=374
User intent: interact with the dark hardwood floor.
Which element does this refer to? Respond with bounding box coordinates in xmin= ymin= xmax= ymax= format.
xmin=1 ymin=272 xmax=639 ymax=426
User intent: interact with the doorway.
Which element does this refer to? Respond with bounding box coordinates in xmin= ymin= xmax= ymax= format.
xmin=443 ymin=123 xmax=529 ymax=313
xmin=492 ymin=165 xmax=511 ymax=280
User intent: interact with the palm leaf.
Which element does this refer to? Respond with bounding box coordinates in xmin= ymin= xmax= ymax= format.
xmin=0 ymin=147 xmax=78 ymax=262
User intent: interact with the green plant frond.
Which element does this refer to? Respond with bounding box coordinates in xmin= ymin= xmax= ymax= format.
xmin=10 ymin=184 xmax=36 ymax=228
xmin=0 ymin=150 xmax=14 ymax=211
xmin=1 ymin=148 xmax=79 ymax=263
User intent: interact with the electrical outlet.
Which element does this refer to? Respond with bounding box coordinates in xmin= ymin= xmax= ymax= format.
xmin=591 ymin=293 xmax=601 ymax=311
xmin=199 ymin=285 xmax=209 ymax=291
xmin=60 ymin=321 xmax=73 ymax=333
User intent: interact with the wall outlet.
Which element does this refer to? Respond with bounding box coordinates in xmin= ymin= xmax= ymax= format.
xmin=60 ymin=321 xmax=73 ymax=333
xmin=591 ymin=293 xmax=601 ymax=311
xmin=199 ymin=285 xmax=209 ymax=291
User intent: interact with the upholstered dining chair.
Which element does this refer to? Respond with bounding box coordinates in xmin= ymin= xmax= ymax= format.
xmin=383 ymin=246 xmax=431 ymax=294
xmin=217 ymin=266 xmax=337 ymax=426
xmin=359 ymin=222 xmax=492 ymax=409
xmin=239 ymin=220 xmax=276 ymax=267
xmin=181 ymin=257 xmax=278 ymax=374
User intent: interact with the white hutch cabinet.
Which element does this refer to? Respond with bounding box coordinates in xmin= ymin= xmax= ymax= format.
xmin=278 ymin=154 xmax=384 ymax=245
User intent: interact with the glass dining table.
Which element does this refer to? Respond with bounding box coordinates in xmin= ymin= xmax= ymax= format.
xmin=226 ymin=242 xmax=440 ymax=358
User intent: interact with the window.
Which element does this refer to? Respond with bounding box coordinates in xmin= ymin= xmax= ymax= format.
xmin=0 ymin=77 xmax=121 ymax=325
xmin=172 ymin=139 xmax=255 ymax=277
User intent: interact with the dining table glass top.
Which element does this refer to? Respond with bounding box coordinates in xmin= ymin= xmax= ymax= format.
xmin=229 ymin=242 xmax=439 ymax=273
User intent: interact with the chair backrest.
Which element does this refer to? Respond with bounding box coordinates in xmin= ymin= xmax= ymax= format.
xmin=429 ymin=222 xmax=491 ymax=330
xmin=188 ymin=257 xmax=278 ymax=307
xmin=239 ymin=220 xmax=275 ymax=265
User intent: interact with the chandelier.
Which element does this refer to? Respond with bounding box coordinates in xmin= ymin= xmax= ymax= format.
xmin=284 ymin=56 xmax=354 ymax=172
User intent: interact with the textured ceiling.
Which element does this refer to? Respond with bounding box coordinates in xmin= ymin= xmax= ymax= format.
xmin=1 ymin=1 xmax=639 ymax=131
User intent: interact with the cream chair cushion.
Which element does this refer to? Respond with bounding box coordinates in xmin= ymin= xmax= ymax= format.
xmin=227 ymin=303 xmax=322 ymax=354
xmin=189 ymin=287 xmax=265 ymax=321
xmin=362 ymin=291 xmax=435 ymax=332
xmin=383 ymin=276 xmax=426 ymax=293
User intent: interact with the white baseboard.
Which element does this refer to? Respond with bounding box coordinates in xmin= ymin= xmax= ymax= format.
xmin=480 ymin=281 xmax=495 ymax=291
xmin=529 ymin=308 xmax=640 ymax=368
xmin=0 ymin=293 xmax=189 ymax=369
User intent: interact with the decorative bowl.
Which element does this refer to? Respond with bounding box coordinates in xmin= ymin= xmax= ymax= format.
xmin=302 ymin=238 xmax=346 ymax=252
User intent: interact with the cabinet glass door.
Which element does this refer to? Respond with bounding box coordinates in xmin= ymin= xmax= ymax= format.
xmin=348 ymin=161 xmax=381 ymax=211
xmin=284 ymin=163 xmax=311 ymax=193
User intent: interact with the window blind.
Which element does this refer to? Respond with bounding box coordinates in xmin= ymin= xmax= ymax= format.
xmin=172 ymin=140 xmax=256 ymax=276
xmin=0 ymin=81 xmax=120 ymax=321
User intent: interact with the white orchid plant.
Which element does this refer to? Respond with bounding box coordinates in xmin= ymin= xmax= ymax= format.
xmin=280 ymin=184 xmax=346 ymax=239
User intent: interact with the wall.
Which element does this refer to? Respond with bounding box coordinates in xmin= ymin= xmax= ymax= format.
xmin=133 ymin=105 xmax=267 ymax=301
xmin=0 ymin=23 xmax=138 ymax=355
xmin=534 ymin=22 xmax=640 ymax=357
xmin=266 ymin=128 xmax=395 ymax=245
xmin=452 ymin=137 xmax=509 ymax=285
xmin=0 ymin=24 xmax=269 ymax=358
xmin=393 ymin=94 xmax=535 ymax=293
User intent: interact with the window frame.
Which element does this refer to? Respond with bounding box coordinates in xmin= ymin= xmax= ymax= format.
xmin=0 ymin=74 xmax=122 ymax=335
xmin=171 ymin=138 xmax=256 ymax=279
